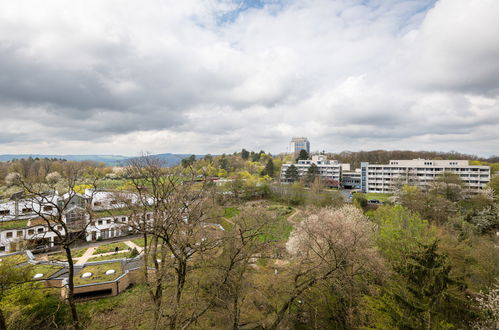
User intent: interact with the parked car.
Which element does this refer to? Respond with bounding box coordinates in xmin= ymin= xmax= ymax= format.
xmin=367 ymin=199 xmax=383 ymax=205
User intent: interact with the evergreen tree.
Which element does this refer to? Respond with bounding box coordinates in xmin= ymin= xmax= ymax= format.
xmin=204 ymin=154 xmax=213 ymax=162
xmin=306 ymin=163 xmax=319 ymax=183
xmin=262 ymin=159 xmax=274 ymax=177
xmin=181 ymin=155 xmax=196 ymax=168
xmin=285 ymin=165 xmax=299 ymax=182
xmin=241 ymin=149 xmax=249 ymax=160
xmin=219 ymin=157 xmax=229 ymax=171
xmin=371 ymin=240 xmax=472 ymax=329
xmin=296 ymin=149 xmax=309 ymax=161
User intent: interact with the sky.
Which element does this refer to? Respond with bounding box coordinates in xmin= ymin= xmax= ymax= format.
xmin=0 ymin=0 xmax=498 ymax=157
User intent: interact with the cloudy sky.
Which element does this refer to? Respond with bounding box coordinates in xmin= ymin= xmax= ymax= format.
xmin=0 ymin=0 xmax=498 ymax=157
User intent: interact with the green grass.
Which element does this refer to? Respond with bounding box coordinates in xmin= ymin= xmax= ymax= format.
xmin=259 ymin=216 xmax=293 ymax=242
xmin=219 ymin=218 xmax=234 ymax=231
xmin=48 ymin=248 xmax=87 ymax=261
xmin=93 ymin=208 xmax=131 ymax=218
xmin=365 ymin=193 xmax=392 ymax=202
xmin=95 ymin=242 xmax=129 ymax=254
xmin=131 ymin=237 xmax=147 ymax=247
xmin=31 ymin=264 xmax=64 ymax=279
xmin=223 ymin=207 xmax=240 ymax=218
xmin=87 ymin=252 xmax=130 ymax=262
xmin=267 ymin=204 xmax=293 ymax=217
xmin=74 ymin=262 xmax=123 ymax=285
xmin=0 ymin=253 xmax=29 ymax=265
xmin=0 ymin=219 xmax=29 ymax=230
xmin=77 ymin=284 xmax=146 ymax=316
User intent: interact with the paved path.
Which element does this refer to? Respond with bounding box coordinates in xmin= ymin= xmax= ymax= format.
xmin=75 ymin=247 xmax=96 ymax=265
xmin=124 ymin=240 xmax=143 ymax=253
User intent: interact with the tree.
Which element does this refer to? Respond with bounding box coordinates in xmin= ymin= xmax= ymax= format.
xmin=124 ymin=156 xmax=222 ymax=329
xmin=14 ymin=162 xmax=100 ymax=330
xmin=269 ymin=206 xmax=382 ymax=329
xmin=370 ymin=240 xmax=472 ymax=329
xmin=0 ymin=258 xmax=32 ymax=329
xmin=261 ymin=159 xmax=274 ymax=177
xmin=241 ymin=149 xmax=249 ymax=160
xmin=181 ymin=155 xmax=196 ymax=168
xmin=210 ymin=207 xmax=277 ymax=329
xmin=296 ymin=149 xmax=309 ymax=161
xmin=284 ymin=165 xmax=299 ymax=183
xmin=431 ymin=172 xmax=465 ymax=202
xmin=219 ymin=157 xmax=229 ymax=171
xmin=473 ymin=285 xmax=499 ymax=329
xmin=306 ymin=163 xmax=319 ymax=184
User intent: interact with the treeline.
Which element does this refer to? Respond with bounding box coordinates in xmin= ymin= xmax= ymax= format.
xmin=325 ymin=150 xmax=495 ymax=169
xmin=0 ymin=158 xmax=108 ymax=198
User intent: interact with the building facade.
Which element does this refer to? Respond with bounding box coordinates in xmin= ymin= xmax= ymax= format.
xmin=0 ymin=189 xmax=149 ymax=254
xmin=341 ymin=170 xmax=361 ymax=189
xmin=281 ymin=155 xmax=342 ymax=184
xmin=360 ymin=159 xmax=491 ymax=193
xmin=289 ymin=137 xmax=310 ymax=155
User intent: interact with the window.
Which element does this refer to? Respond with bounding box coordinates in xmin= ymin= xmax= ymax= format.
xmin=0 ymin=210 xmax=10 ymax=215
xmin=16 ymin=231 xmax=23 ymax=237
xmin=43 ymin=206 xmax=53 ymax=212
xmin=37 ymin=228 xmax=44 ymax=233
xmin=110 ymin=200 xmax=118 ymax=205
xmin=98 ymin=220 xmax=103 ymax=225
xmin=94 ymin=201 xmax=102 ymax=207
xmin=28 ymin=229 xmax=34 ymax=235
xmin=0 ymin=246 xmax=5 ymax=252
xmin=106 ymin=220 xmax=111 ymax=224
xmin=57 ymin=226 xmax=63 ymax=231
xmin=6 ymin=232 xmax=13 ymax=238
xmin=22 ymin=208 xmax=33 ymax=214
xmin=121 ymin=217 xmax=126 ymax=222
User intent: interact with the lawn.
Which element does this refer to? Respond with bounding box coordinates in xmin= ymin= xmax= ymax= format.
xmin=93 ymin=208 xmax=131 ymax=218
xmin=48 ymin=248 xmax=87 ymax=261
xmin=131 ymin=237 xmax=147 ymax=247
xmin=87 ymin=252 xmax=130 ymax=262
xmin=0 ymin=219 xmax=29 ymax=230
xmin=364 ymin=193 xmax=392 ymax=202
xmin=95 ymin=242 xmax=129 ymax=254
xmin=74 ymin=262 xmax=123 ymax=285
xmin=259 ymin=216 xmax=293 ymax=242
xmin=0 ymin=253 xmax=29 ymax=265
xmin=223 ymin=207 xmax=240 ymax=218
xmin=31 ymin=264 xmax=64 ymax=279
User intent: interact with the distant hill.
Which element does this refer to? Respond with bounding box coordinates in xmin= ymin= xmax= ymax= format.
xmin=0 ymin=153 xmax=205 ymax=167
xmin=125 ymin=153 xmax=205 ymax=167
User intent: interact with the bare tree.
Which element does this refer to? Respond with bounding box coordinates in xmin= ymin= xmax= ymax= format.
xmin=123 ymin=156 xmax=223 ymax=329
xmin=210 ymin=206 xmax=277 ymax=329
xmin=13 ymin=161 xmax=101 ymax=330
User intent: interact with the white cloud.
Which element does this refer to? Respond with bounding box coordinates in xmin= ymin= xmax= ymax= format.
xmin=0 ymin=0 xmax=498 ymax=157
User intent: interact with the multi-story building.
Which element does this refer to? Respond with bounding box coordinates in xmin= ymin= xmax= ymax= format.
xmin=360 ymin=159 xmax=490 ymax=193
xmin=341 ymin=170 xmax=362 ymax=189
xmin=281 ymin=155 xmax=342 ymax=185
xmin=0 ymin=189 xmax=149 ymax=254
xmin=289 ymin=137 xmax=310 ymax=156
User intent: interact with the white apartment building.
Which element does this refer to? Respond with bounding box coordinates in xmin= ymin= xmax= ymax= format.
xmin=281 ymin=155 xmax=342 ymax=184
xmin=360 ymin=159 xmax=491 ymax=194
